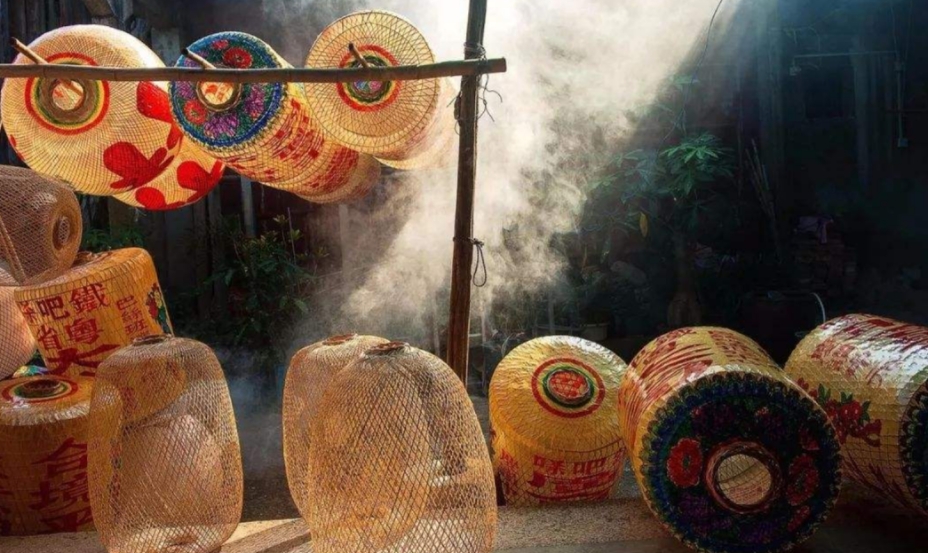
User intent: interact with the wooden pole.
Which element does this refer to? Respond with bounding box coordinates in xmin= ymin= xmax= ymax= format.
xmin=347 ymin=43 xmax=371 ymax=69
xmin=10 ymin=38 xmax=82 ymax=94
xmin=447 ymin=0 xmax=489 ymax=385
xmin=0 ymin=57 xmax=506 ymax=83
xmin=181 ymin=47 xmax=217 ymax=70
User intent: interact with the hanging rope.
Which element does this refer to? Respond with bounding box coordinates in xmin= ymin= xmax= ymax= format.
xmin=456 ymin=42 xmax=503 ymax=132
xmin=454 ymin=236 xmax=488 ymax=287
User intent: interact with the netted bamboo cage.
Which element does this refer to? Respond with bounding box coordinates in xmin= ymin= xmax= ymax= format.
xmin=0 ymin=287 xmax=36 ymax=381
xmin=0 ymin=165 xmax=82 ymax=286
xmin=88 ymin=335 xmax=243 ymax=553
xmin=307 ymin=342 xmax=496 ymax=553
xmin=14 ymin=248 xmax=173 ymax=377
xmin=0 ymin=25 xmax=182 ymax=197
xmin=113 ymin=139 xmax=224 ymax=210
xmin=619 ymin=327 xmax=843 ymax=553
xmin=0 ymin=375 xmax=94 ymax=536
xmin=786 ymin=314 xmax=928 ymax=517
xmin=303 ymin=11 xmax=441 ymax=159
xmin=283 ymin=334 xmax=389 ymax=520
xmin=489 ymin=336 xmax=626 ymax=506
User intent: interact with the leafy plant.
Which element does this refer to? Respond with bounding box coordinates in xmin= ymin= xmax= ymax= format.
xmin=81 ymin=226 xmax=145 ymax=252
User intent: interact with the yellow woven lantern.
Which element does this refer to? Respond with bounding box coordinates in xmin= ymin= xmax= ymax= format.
xmin=489 ymin=336 xmax=626 ymax=506
xmin=0 ymin=288 xmax=36 ymax=381
xmin=307 ymin=342 xmax=496 ymax=553
xmin=14 ymin=248 xmax=173 ymax=378
xmin=289 ymin=148 xmax=382 ymax=204
xmin=303 ymin=11 xmax=441 ymax=159
xmin=0 ymin=25 xmax=182 ymax=196
xmin=619 ymin=327 xmax=842 ymax=553
xmin=113 ymin=139 xmax=224 ymax=210
xmin=785 ymin=314 xmax=928 ymax=517
xmin=0 ymin=165 xmax=82 ymax=286
xmin=283 ymin=334 xmax=388 ymax=520
xmin=378 ymin=79 xmax=458 ymax=171
xmin=0 ymin=375 xmax=94 ymax=536
xmin=88 ymin=335 xmax=243 ymax=553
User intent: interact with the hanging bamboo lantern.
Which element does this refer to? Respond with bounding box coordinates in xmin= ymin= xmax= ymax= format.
xmin=0 ymin=166 xmax=82 ymax=286
xmin=619 ymin=327 xmax=842 ymax=553
xmin=307 ymin=342 xmax=496 ymax=553
xmin=304 ymin=11 xmax=441 ymax=159
xmin=289 ymin=148 xmax=382 ymax=204
xmin=0 ymin=287 xmax=36 ymax=381
xmin=113 ymin=140 xmax=224 ymax=211
xmin=88 ymin=335 xmax=243 ymax=553
xmin=489 ymin=336 xmax=626 ymax=506
xmin=283 ymin=334 xmax=389 ymax=520
xmin=0 ymin=375 xmax=94 ymax=536
xmin=378 ymin=79 xmax=457 ymax=171
xmin=0 ymin=25 xmax=182 ymax=196
xmin=786 ymin=314 xmax=928 ymax=517
xmin=14 ymin=248 xmax=173 ymax=378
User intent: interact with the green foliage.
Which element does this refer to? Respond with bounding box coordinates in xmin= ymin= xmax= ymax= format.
xmin=81 ymin=227 xmax=144 ymax=252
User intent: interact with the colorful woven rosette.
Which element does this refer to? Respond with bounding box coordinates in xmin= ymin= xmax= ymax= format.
xmin=619 ymin=327 xmax=842 ymax=553
xmin=304 ymin=11 xmax=441 ymax=160
xmin=0 ymin=25 xmax=184 ymax=197
xmin=489 ymin=336 xmax=626 ymax=506
xmin=786 ymin=314 xmax=928 ymax=518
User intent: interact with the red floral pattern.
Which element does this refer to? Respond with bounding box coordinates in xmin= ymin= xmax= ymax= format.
xmin=223 ymin=47 xmax=253 ymax=68
xmin=786 ymin=454 xmax=819 ymax=506
xmin=667 ymin=438 xmax=703 ymax=488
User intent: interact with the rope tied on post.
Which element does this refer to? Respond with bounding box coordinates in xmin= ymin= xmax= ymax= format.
xmin=455 ymin=43 xmax=501 ymax=130
xmin=454 ymin=236 xmax=488 ymax=288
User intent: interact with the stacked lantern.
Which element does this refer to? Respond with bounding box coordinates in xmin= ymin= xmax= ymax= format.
xmin=786 ymin=314 xmax=928 ymax=518
xmin=489 ymin=336 xmax=627 ymax=506
xmin=283 ymin=334 xmax=389 ymax=520
xmin=306 ymin=342 xmax=496 ymax=553
xmin=15 ymin=248 xmax=173 ymax=377
xmin=619 ymin=327 xmax=843 ymax=553
xmin=0 ymin=375 xmax=94 ymax=536
xmin=88 ymin=335 xmax=243 ymax=553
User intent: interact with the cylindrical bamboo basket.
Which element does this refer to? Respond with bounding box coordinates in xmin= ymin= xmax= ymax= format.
xmin=0 ymin=166 xmax=82 ymax=286
xmin=88 ymin=335 xmax=243 ymax=553
xmin=303 ymin=11 xmax=441 ymax=159
xmin=0 ymin=25 xmax=182 ymax=196
xmin=785 ymin=314 xmax=928 ymax=517
xmin=170 ymin=32 xmax=330 ymax=187
xmin=307 ymin=342 xmax=497 ymax=553
xmin=619 ymin=327 xmax=843 ymax=553
xmin=289 ymin=148 xmax=382 ymax=204
xmin=489 ymin=336 xmax=626 ymax=506
xmin=0 ymin=375 xmax=94 ymax=536
xmin=377 ymin=78 xmax=457 ymax=170
xmin=283 ymin=333 xmax=389 ymax=520
xmin=113 ymin=139 xmax=224 ymax=210
xmin=14 ymin=248 xmax=173 ymax=378
xmin=0 ymin=287 xmax=36 ymax=380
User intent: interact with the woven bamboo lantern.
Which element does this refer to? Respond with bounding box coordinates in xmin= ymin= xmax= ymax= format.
xmin=304 ymin=11 xmax=441 ymax=159
xmin=619 ymin=327 xmax=843 ymax=553
xmin=307 ymin=342 xmax=496 ymax=553
xmin=283 ymin=334 xmax=388 ymax=519
xmin=88 ymin=335 xmax=243 ymax=553
xmin=0 ymin=375 xmax=94 ymax=536
xmin=14 ymin=248 xmax=173 ymax=378
xmin=0 ymin=166 xmax=82 ymax=286
xmin=378 ymin=79 xmax=457 ymax=170
xmin=0 ymin=25 xmax=182 ymax=196
xmin=785 ymin=314 xmax=928 ymax=517
xmin=489 ymin=336 xmax=626 ymax=506
xmin=113 ymin=139 xmax=224 ymax=210
xmin=170 ymin=32 xmax=332 ymax=188
xmin=0 ymin=287 xmax=36 ymax=381
xmin=288 ymin=148 xmax=382 ymax=204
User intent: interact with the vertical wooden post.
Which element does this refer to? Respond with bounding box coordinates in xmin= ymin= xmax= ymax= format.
xmin=447 ymin=0 xmax=489 ymax=385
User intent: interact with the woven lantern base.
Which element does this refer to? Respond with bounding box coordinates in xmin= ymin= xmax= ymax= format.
xmin=0 ymin=375 xmax=94 ymax=536
xmin=489 ymin=336 xmax=627 ymax=506
xmin=786 ymin=314 xmax=928 ymax=517
xmin=114 ymin=140 xmax=223 ymax=211
xmin=307 ymin=342 xmax=496 ymax=553
xmin=0 ymin=288 xmax=36 ymax=380
xmin=270 ymin=142 xmax=382 ymax=205
xmin=0 ymin=166 xmax=82 ymax=286
xmin=619 ymin=327 xmax=842 ymax=553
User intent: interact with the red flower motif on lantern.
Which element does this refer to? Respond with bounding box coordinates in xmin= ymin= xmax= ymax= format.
xmin=667 ymin=438 xmax=703 ymax=488
xmin=786 ymin=454 xmax=819 ymax=506
xmin=184 ymin=98 xmax=208 ymax=125
xmin=223 ymin=47 xmax=252 ymax=68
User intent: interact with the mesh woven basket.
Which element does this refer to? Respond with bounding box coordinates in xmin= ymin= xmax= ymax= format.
xmin=303 ymin=11 xmax=441 ymax=158
xmin=14 ymin=248 xmax=173 ymax=378
xmin=619 ymin=327 xmax=843 ymax=553
xmin=378 ymin=79 xmax=457 ymax=170
xmin=0 ymin=375 xmax=94 ymax=536
xmin=307 ymin=342 xmax=497 ymax=553
xmin=88 ymin=335 xmax=243 ymax=553
xmin=0 ymin=165 xmax=82 ymax=286
xmin=288 ymin=148 xmax=382 ymax=204
xmin=0 ymin=25 xmax=182 ymax=197
xmin=283 ymin=334 xmax=389 ymax=520
xmin=170 ymin=32 xmax=331 ymax=187
xmin=489 ymin=336 xmax=626 ymax=506
xmin=0 ymin=287 xmax=36 ymax=381
xmin=785 ymin=314 xmax=928 ymax=517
